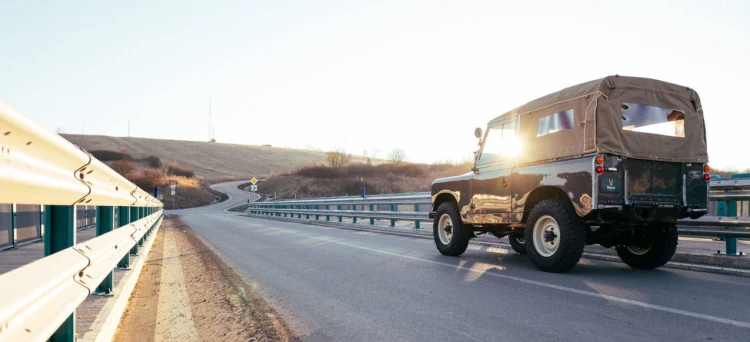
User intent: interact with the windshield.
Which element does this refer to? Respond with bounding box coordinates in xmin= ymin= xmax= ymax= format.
xmin=477 ymin=120 xmax=519 ymax=165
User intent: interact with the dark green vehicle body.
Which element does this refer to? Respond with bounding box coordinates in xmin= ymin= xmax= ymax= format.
xmin=429 ymin=76 xmax=709 ymax=265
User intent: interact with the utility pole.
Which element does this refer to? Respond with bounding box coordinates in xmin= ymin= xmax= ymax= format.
xmin=209 ymin=97 xmax=212 ymax=141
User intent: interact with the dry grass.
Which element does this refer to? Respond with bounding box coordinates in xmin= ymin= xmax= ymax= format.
xmin=260 ymin=161 xmax=472 ymax=199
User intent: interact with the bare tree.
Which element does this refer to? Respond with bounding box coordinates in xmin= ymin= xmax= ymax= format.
xmin=388 ymin=148 xmax=407 ymax=164
xmin=326 ymin=147 xmax=352 ymax=169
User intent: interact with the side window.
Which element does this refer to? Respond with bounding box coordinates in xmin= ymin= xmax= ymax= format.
xmin=477 ymin=121 xmax=517 ymax=165
xmin=538 ymin=109 xmax=574 ymax=137
xmin=621 ymin=102 xmax=685 ymax=138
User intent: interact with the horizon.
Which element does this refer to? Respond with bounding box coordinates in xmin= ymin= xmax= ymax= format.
xmin=2 ymin=1 xmax=749 ymax=169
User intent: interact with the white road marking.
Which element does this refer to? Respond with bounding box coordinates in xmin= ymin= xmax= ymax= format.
xmin=255 ymin=223 xmax=750 ymax=330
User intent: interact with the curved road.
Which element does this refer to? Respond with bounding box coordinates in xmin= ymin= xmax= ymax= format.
xmin=171 ymin=181 xmax=750 ymax=341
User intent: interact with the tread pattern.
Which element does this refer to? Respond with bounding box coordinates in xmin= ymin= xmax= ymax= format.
xmin=525 ymin=199 xmax=585 ymax=273
xmin=616 ymin=223 xmax=678 ymax=269
xmin=433 ymin=202 xmax=471 ymax=256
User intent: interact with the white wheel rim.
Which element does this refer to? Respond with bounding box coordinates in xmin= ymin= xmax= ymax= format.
xmin=438 ymin=214 xmax=453 ymax=245
xmin=627 ymin=243 xmax=652 ymax=255
xmin=533 ymin=215 xmax=560 ymax=257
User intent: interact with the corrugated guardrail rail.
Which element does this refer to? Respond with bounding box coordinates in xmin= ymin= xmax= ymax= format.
xmin=0 ymin=101 xmax=163 ymax=342
xmin=248 ymin=179 xmax=750 ymax=255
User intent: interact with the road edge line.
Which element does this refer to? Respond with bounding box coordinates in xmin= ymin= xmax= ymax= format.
xmin=243 ymin=214 xmax=750 ymax=278
xmin=80 ymin=218 xmax=164 ymax=342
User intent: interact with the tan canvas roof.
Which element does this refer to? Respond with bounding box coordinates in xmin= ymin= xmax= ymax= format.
xmin=488 ymin=75 xmax=707 ymax=164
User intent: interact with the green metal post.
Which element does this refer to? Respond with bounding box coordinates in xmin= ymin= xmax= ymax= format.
xmin=129 ymin=207 xmax=139 ymax=254
xmin=45 ymin=205 xmax=76 ymax=342
xmin=316 ymin=205 xmax=319 ymax=220
xmin=95 ymin=206 xmax=115 ymax=294
xmin=352 ymin=205 xmax=357 ymax=223
xmin=118 ymin=207 xmax=131 ymax=268
xmin=370 ymin=204 xmax=375 ymax=225
xmin=306 ymin=205 xmax=310 ymax=219
xmin=326 ymin=205 xmax=330 ymax=221
xmin=337 ymin=205 xmax=342 ymax=222
xmin=414 ymin=203 xmax=420 ymax=229
xmin=11 ymin=204 xmax=17 ymax=248
xmin=727 ymin=237 xmax=737 ymax=255
xmin=390 ymin=204 xmax=396 ymax=227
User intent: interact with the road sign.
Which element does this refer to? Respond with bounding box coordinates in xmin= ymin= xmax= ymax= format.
xmin=251 ymin=185 xmax=258 ymax=192
xmin=250 ymin=178 xmax=258 ymax=185
xmin=171 ymin=190 xmax=175 ymax=196
xmin=170 ymin=184 xmax=176 ymax=190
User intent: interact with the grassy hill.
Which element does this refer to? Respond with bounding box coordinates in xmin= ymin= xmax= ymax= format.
xmin=61 ymin=134 xmax=372 ymax=180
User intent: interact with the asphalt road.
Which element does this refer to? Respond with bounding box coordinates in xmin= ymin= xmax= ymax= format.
xmin=173 ymin=182 xmax=750 ymax=341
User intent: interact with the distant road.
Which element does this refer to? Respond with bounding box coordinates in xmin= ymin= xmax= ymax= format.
xmin=166 ymin=180 xmax=259 ymax=215
xmin=172 ymin=181 xmax=750 ymax=341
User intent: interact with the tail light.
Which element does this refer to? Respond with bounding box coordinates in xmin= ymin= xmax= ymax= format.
xmin=704 ymin=164 xmax=711 ymax=172
xmin=703 ymin=173 xmax=711 ymax=181
xmin=596 ymin=156 xmax=604 ymax=164
xmin=596 ymin=166 xmax=604 ymax=174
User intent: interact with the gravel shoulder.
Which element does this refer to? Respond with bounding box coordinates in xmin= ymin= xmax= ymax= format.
xmin=114 ymin=216 xmax=294 ymax=341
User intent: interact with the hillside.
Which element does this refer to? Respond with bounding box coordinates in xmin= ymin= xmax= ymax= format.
xmin=61 ymin=134 xmax=373 ymax=180
xmin=258 ymin=162 xmax=473 ymax=200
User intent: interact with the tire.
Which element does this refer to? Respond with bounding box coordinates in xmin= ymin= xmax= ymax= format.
xmin=508 ymin=234 xmax=527 ymax=255
xmin=615 ymin=223 xmax=678 ymax=269
xmin=525 ymin=199 xmax=585 ymax=273
xmin=433 ymin=202 xmax=472 ymax=256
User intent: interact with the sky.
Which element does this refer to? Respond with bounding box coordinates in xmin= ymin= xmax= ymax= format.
xmin=1 ymin=0 xmax=749 ymax=169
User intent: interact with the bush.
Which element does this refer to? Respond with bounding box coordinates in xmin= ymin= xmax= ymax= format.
xmin=325 ymin=148 xmax=352 ymax=169
xmin=144 ymin=154 xmax=162 ymax=168
xmin=91 ymin=150 xmax=132 ymax=161
xmin=107 ymin=159 xmax=136 ymax=176
xmin=130 ymin=168 xmax=164 ymax=191
xmin=166 ymin=162 xmax=195 ymax=178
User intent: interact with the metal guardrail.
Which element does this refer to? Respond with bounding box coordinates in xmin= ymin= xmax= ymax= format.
xmin=0 ymin=100 xmax=164 ymax=342
xmin=249 ymin=180 xmax=750 ymax=253
xmin=0 ymin=212 xmax=162 ymax=341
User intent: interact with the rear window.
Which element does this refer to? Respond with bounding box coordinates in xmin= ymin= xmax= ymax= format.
xmin=621 ymin=102 xmax=685 ymax=138
xmin=537 ymin=109 xmax=574 ymax=137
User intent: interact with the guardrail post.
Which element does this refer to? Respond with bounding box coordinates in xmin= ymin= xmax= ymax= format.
xmin=130 ymin=207 xmax=140 ymax=255
xmin=118 ymin=206 xmax=131 ymax=269
xmin=337 ymin=205 xmax=342 ymax=222
xmin=95 ymin=206 xmax=115 ymax=295
xmin=315 ymin=205 xmax=320 ymax=220
xmin=326 ymin=205 xmax=330 ymax=221
xmin=11 ymin=204 xmax=17 ymax=248
xmin=390 ymin=204 xmax=396 ymax=227
xmin=352 ymin=205 xmax=357 ymax=224
xmin=370 ymin=204 xmax=374 ymax=225
xmin=306 ymin=205 xmax=310 ymax=219
xmin=45 ymin=205 xmax=76 ymax=342
xmin=414 ymin=204 xmax=420 ymax=229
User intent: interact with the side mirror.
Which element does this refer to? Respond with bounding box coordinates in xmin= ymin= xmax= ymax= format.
xmin=474 ymin=128 xmax=483 ymax=139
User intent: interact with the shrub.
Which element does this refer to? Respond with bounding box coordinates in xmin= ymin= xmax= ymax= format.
xmin=91 ymin=149 xmax=132 ymax=161
xmin=107 ymin=159 xmax=136 ymax=176
xmin=130 ymin=168 xmax=164 ymax=191
xmin=166 ymin=162 xmax=195 ymax=178
xmin=144 ymin=154 xmax=162 ymax=168
xmin=388 ymin=148 xmax=407 ymax=164
xmin=325 ymin=148 xmax=352 ymax=169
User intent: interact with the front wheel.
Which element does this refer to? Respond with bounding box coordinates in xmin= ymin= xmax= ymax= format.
xmin=525 ymin=199 xmax=585 ymax=273
xmin=616 ymin=223 xmax=678 ymax=269
xmin=433 ymin=202 xmax=472 ymax=256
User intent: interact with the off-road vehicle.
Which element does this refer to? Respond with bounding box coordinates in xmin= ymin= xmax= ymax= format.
xmin=429 ymin=75 xmax=709 ymax=272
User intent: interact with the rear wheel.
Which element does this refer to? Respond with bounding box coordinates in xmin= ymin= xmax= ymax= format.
xmin=433 ymin=202 xmax=472 ymax=256
xmin=525 ymin=199 xmax=585 ymax=273
xmin=616 ymin=223 xmax=678 ymax=269
xmin=508 ymin=234 xmax=527 ymax=255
